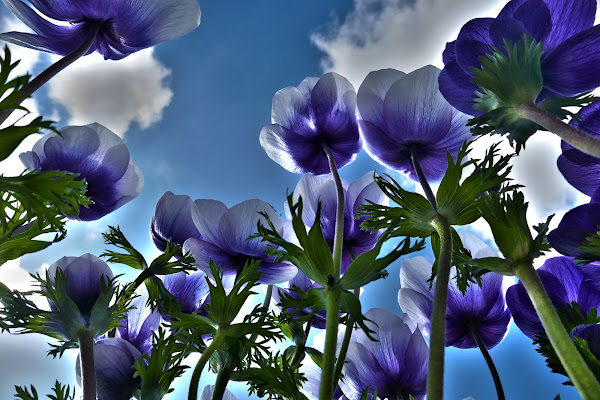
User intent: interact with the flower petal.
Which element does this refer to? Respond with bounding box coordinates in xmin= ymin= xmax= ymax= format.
xmin=357 ymin=68 xmax=406 ymax=131
xmin=539 ymin=0 xmax=596 ymax=50
xmin=191 ymin=199 xmax=228 ymax=245
xmin=510 ymin=0 xmax=551 ymax=43
xmin=548 ymin=204 xmax=600 ymax=258
xmin=455 ymin=18 xmax=494 ymax=72
xmin=163 ymin=270 xmax=209 ymax=314
xmin=438 ymin=60 xmax=483 ymax=116
xmin=542 ymin=25 xmax=600 ymax=96
xmin=383 ymin=65 xmax=452 ymax=144
xmin=200 ymin=385 xmax=238 ymax=400
xmin=271 ymin=86 xmax=313 ymax=134
xmin=150 ymin=192 xmax=201 ymax=251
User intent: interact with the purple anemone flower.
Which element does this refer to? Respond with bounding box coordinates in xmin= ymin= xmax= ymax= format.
xmin=115 ymin=294 xmax=161 ymax=356
xmin=259 ymin=72 xmax=362 ymax=175
xmin=20 ymin=123 xmax=143 ymax=221
xmin=398 ymin=232 xmax=512 ymax=349
xmin=47 ymin=254 xmax=113 ymax=328
xmin=76 ymin=337 xmax=142 ymax=400
xmin=200 ymin=385 xmax=238 ymax=400
xmin=547 ymin=202 xmax=600 ymax=260
xmin=557 ymin=101 xmax=600 ymax=198
xmin=288 ymin=172 xmax=387 ymax=271
xmin=340 ymin=308 xmax=429 ymax=400
xmin=571 ymin=324 xmax=600 ymax=360
xmin=506 ymin=256 xmax=600 ymax=339
xmin=0 ymin=0 xmax=201 ymax=60
xmin=183 ymin=199 xmax=298 ymax=285
xmin=150 ymin=191 xmax=202 ymax=252
xmin=439 ymin=0 xmax=600 ymax=116
xmin=357 ymin=65 xmax=472 ymax=182
xmin=272 ymin=271 xmax=328 ymax=329
xmin=162 ymin=270 xmax=210 ymax=318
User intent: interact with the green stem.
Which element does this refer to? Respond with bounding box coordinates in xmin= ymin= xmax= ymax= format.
xmin=188 ymin=328 xmax=227 ymax=400
xmin=291 ymin=316 xmax=314 ymax=367
xmin=519 ymin=105 xmax=600 ymax=157
xmin=0 ymin=23 xmax=101 ymax=127
xmin=322 ymin=144 xmax=345 ymax=280
xmin=132 ymin=268 xmax=154 ymax=291
xmin=514 ymin=262 xmax=600 ymax=400
xmin=78 ymin=329 xmax=97 ymax=400
xmin=427 ymin=214 xmax=453 ymax=400
xmin=333 ymin=287 xmax=360 ymax=386
xmin=319 ymin=285 xmax=341 ymax=400
xmin=411 ymin=150 xmax=437 ymax=210
xmin=469 ymin=324 xmax=505 ymax=400
xmin=211 ymin=359 xmax=234 ymax=400
xmin=249 ymin=284 xmax=273 ymax=343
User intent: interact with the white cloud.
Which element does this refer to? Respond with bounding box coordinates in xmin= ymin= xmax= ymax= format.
xmin=311 ymin=0 xmax=505 ymax=88
xmin=47 ymin=49 xmax=173 ymax=136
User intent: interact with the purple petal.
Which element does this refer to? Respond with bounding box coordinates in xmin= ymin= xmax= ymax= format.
xmin=488 ymin=17 xmax=529 ymax=48
xmin=510 ymin=0 xmax=551 ymax=43
xmin=340 ymin=342 xmax=390 ymax=399
xmin=271 ymin=86 xmax=313 ymax=134
xmin=291 ymin=174 xmax=339 ymax=242
xmin=571 ymin=324 xmax=600 ymax=359
xmin=256 ymin=260 xmax=297 ymax=285
xmin=455 ymin=18 xmax=495 ymax=72
xmin=506 ymin=281 xmax=544 ymax=339
xmin=163 ymin=270 xmax=209 ymax=314
xmin=542 ymin=25 xmax=600 ymax=96
xmin=383 ymin=65 xmax=452 ymax=144
xmin=191 ymin=199 xmax=228 ymax=245
xmin=259 ymin=123 xmax=329 ymax=174
xmin=438 ymin=60 xmax=483 ymax=117
xmin=548 ymin=204 xmax=600 ymax=258
xmin=27 ymin=0 xmax=84 ymax=21
xmin=150 ymin=192 xmax=201 ymax=251
xmin=116 ymin=295 xmax=161 ymax=356
xmin=77 ymin=338 xmax=141 ymax=400
xmin=200 ymin=385 xmax=238 ymax=400
xmin=218 ymin=199 xmax=281 ymax=258
xmin=538 ymin=0 xmax=596 ymax=50
xmin=183 ymin=238 xmax=239 ymax=279
xmin=557 ymin=151 xmax=600 ymax=197
xmin=357 ymin=68 xmax=406 ymax=131
xmin=442 ymin=40 xmax=456 ymax=65
xmin=311 ymin=72 xmax=358 ymax=138
xmin=359 ymin=119 xmax=412 ymax=173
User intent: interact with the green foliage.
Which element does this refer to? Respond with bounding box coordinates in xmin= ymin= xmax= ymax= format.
xmin=254 ymin=194 xmax=333 ymax=286
xmin=479 ymin=191 xmax=552 ymax=267
xmin=534 ymin=303 xmax=600 ymax=385
xmin=0 ymin=46 xmax=58 ymax=162
xmin=471 ymin=34 xmax=544 ymax=109
xmin=340 ymin=232 xmax=424 ymax=290
xmin=14 ymin=381 xmax=75 ymax=400
xmin=358 ymin=386 xmax=378 ymax=400
xmin=134 ymin=328 xmax=189 ymax=400
xmin=358 ymin=174 xmax=437 ymax=238
xmin=575 ymin=229 xmax=600 ymax=265
xmin=238 ymin=352 xmax=309 ymax=400
xmin=0 ymin=171 xmax=90 ymax=265
xmin=206 ymin=260 xmax=261 ymax=325
xmin=101 ymin=225 xmax=147 ymax=270
xmin=436 ymin=142 xmax=515 ymax=226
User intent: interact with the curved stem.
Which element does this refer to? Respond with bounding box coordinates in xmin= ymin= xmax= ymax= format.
xmin=0 ymin=24 xmax=100 ymax=127
xmin=519 ymin=105 xmax=600 ymax=158
xmin=291 ymin=316 xmax=314 ymax=367
xmin=322 ymin=144 xmax=345 ymax=280
xmin=132 ymin=268 xmax=154 ymax=291
xmin=469 ymin=324 xmax=505 ymax=400
xmin=411 ymin=150 xmax=437 ymax=211
xmin=514 ymin=262 xmax=600 ymax=400
xmin=333 ymin=287 xmax=360 ymax=386
xmin=319 ymin=285 xmax=341 ymax=400
xmin=78 ymin=329 xmax=97 ymax=400
xmin=188 ymin=328 xmax=227 ymax=400
xmin=211 ymin=358 xmax=233 ymax=400
xmin=427 ymin=214 xmax=453 ymax=400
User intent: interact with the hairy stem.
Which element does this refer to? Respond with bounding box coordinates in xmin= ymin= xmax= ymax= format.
xmin=411 ymin=150 xmax=437 ymax=210
xmin=520 ymin=105 xmax=600 ymax=157
xmin=469 ymin=324 xmax=505 ymax=400
xmin=78 ymin=329 xmax=97 ymax=400
xmin=319 ymin=285 xmax=341 ymax=400
xmin=211 ymin=358 xmax=234 ymax=400
xmin=0 ymin=24 xmax=100 ymax=126
xmin=322 ymin=144 xmax=345 ymax=280
xmin=188 ymin=328 xmax=227 ymax=400
xmin=514 ymin=262 xmax=600 ymax=400
xmin=333 ymin=287 xmax=360 ymax=386
xmin=427 ymin=214 xmax=453 ymax=400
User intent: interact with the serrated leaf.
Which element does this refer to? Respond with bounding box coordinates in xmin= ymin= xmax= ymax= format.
xmin=358 ymin=174 xmax=437 ymax=238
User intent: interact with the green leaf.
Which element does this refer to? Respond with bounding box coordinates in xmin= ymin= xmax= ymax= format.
xmin=253 ymin=194 xmax=333 ymax=285
xmin=339 ymin=233 xmax=424 ymax=290
xmin=207 ymin=260 xmax=261 ymax=325
xmin=479 ymin=191 xmax=551 ymax=266
xmin=574 ymin=229 xmax=600 ymax=265
xmin=134 ymin=328 xmax=189 ymax=400
xmin=358 ymin=174 xmax=437 ymax=238
xmin=100 ymin=225 xmax=147 ymax=270
xmin=436 ymin=141 xmax=515 ymax=226
xmin=0 ymin=171 xmax=90 ymax=265
xmin=338 ymin=289 xmax=376 ymax=341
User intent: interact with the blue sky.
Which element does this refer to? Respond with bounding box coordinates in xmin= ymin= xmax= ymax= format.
xmin=0 ymin=0 xmax=592 ymax=399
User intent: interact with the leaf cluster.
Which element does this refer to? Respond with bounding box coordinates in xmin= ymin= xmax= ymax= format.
xmin=14 ymin=381 xmax=75 ymax=400
xmin=534 ymin=303 xmax=600 ymax=385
